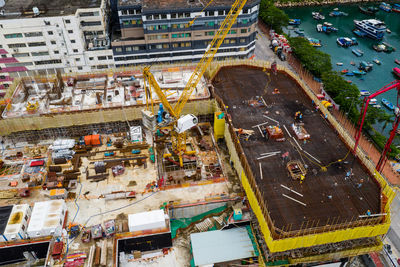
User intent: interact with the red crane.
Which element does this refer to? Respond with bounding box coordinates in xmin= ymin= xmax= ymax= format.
xmin=353 ymin=80 xmax=400 ymax=173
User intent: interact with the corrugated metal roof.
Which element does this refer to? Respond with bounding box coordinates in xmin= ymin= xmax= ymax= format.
xmin=190 ymin=227 xmax=255 ymax=266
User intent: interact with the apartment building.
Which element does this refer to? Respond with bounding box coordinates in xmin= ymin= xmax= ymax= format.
xmin=0 ymin=0 xmax=113 ymax=95
xmin=112 ymin=0 xmax=260 ymax=67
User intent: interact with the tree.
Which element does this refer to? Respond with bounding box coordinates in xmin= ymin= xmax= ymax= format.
xmin=259 ymin=0 xmax=289 ymax=34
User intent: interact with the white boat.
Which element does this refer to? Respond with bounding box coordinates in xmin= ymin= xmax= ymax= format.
xmin=370 ymin=98 xmax=378 ymax=105
xmin=360 ymin=90 xmax=370 ymax=96
xmin=354 ymin=19 xmax=386 ymax=39
xmin=336 ymin=62 xmax=343 ymax=66
xmin=372 ymin=104 xmax=381 ymax=108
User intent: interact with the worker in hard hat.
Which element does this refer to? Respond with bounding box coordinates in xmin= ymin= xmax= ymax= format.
xmin=295 ymin=111 xmax=303 ymax=122
xmin=300 ymin=175 xmax=305 ymax=184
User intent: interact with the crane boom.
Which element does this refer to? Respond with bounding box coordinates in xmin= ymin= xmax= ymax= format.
xmin=143 ymin=0 xmax=248 ymax=119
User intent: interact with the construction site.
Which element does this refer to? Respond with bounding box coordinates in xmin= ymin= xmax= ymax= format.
xmin=0 ymin=0 xmax=398 ymax=265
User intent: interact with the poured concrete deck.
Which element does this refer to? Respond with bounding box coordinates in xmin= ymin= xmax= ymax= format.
xmin=212 ymin=66 xmax=381 ymax=231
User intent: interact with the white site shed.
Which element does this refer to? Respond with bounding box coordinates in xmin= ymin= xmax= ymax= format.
xmin=128 ymin=209 xmax=167 ymax=232
xmin=27 ymin=200 xmax=67 ymax=238
xmin=3 ymin=204 xmax=31 ymax=241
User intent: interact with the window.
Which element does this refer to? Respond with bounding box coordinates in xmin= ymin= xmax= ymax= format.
xmin=161 ymin=14 xmax=167 ymax=19
xmin=21 ymin=225 xmax=25 ymax=230
xmin=71 ymin=40 xmax=76 ymax=43
xmin=34 ymin=59 xmax=62 ymax=65
xmin=97 ymin=31 xmax=103 ymax=35
xmin=243 ymin=9 xmax=249 ymax=14
xmin=31 ymin=51 xmax=49 ymax=56
xmin=107 ymin=55 xmax=113 ymax=59
xmin=171 ymin=13 xmax=177 ymax=19
xmin=75 ymin=58 xmax=80 ymax=62
xmin=79 ymin=11 xmax=100 ymax=17
xmin=78 ymin=66 xmax=83 ymax=70
xmin=218 ymin=10 xmax=224 ymax=16
xmin=81 ymin=21 xmax=101 ymax=26
xmin=68 ymin=30 xmax=73 ymax=34
xmin=115 ymin=48 xmax=122 ymax=52
xmin=241 ymin=29 xmax=247 ymax=34
xmin=126 ymin=46 xmax=132 ymax=52
xmin=48 ymin=31 xmax=53 ymax=35
xmin=8 ymin=43 xmax=26 ymax=48
xmin=24 ymin=32 xmax=43 ymax=37
xmin=240 ymin=38 xmax=246 ymax=43
xmin=241 ymin=19 xmax=248 ymax=24
xmin=54 ymin=50 xmax=59 ymax=54
xmin=229 ymin=30 xmax=237 ymax=34
xmin=171 ymin=33 xmax=190 ymax=38
xmin=28 ymin=42 xmax=46 ymax=47
xmin=98 ymin=56 xmax=107 ymax=60
xmin=207 ymin=21 xmax=215 ymax=27
xmin=146 ymin=15 xmax=152 ymax=20
xmin=12 ymin=53 xmax=29 ymax=57
xmin=73 ymin=49 xmax=78 ymax=52
xmin=50 ymin=40 xmax=56 ymax=44
xmin=89 ymin=57 xmax=94 ymax=60
xmin=1 ymin=55 xmax=5 ymax=58
xmin=4 ymin=33 xmax=22 ymax=39
xmin=65 ymin=19 xmax=71 ymax=23
xmin=206 ymin=31 xmax=214 ymax=36
xmin=205 ymin=11 xmax=214 ymax=16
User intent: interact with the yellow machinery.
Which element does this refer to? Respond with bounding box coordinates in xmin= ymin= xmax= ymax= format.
xmin=143 ymin=0 xmax=248 ymax=167
xmin=26 ymin=101 xmax=39 ymax=113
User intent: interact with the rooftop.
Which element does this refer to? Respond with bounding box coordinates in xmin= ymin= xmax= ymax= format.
xmin=190 ymin=227 xmax=256 ymax=266
xmin=212 ymin=66 xmax=382 ymax=233
xmin=137 ymin=0 xmax=259 ymax=11
xmin=0 ymin=0 xmax=102 ymax=19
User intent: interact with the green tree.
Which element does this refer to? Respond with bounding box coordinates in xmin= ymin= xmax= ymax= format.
xmin=259 ymin=0 xmax=289 ymax=34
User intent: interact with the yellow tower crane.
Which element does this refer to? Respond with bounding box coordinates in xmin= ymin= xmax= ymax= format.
xmin=143 ymin=0 xmax=248 ymax=167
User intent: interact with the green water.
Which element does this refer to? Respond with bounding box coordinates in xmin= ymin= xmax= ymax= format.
xmin=284 ymin=4 xmax=400 ymax=115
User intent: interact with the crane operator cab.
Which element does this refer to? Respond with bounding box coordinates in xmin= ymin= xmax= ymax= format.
xmin=175 ymin=114 xmax=199 ymax=134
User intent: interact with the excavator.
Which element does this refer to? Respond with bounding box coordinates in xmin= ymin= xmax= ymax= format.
xmin=142 ymin=0 xmax=248 ymax=167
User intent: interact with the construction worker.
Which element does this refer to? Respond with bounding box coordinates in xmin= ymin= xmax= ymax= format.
xmin=295 ymin=111 xmax=303 ymax=122
xmin=357 ymin=178 xmax=364 ymax=188
xmin=366 ymin=209 xmax=371 ymax=216
xmin=300 ymin=174 xmax=305 ymax=184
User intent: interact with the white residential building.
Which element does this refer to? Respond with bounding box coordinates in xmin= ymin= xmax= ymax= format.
xmin=0 ymin=0 xmax=114 ymax=94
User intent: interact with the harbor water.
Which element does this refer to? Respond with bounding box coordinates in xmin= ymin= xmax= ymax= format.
xmin=284 ymin=3 xmax=400 ymax=135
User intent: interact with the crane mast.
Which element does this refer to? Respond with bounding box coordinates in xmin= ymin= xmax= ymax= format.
xmin=143 ymin=0 xmax=248 ymax=166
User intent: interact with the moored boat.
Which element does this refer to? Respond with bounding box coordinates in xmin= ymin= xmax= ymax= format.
xmin=373 ymin=59 xmax=381 ymax=65
xmin=294 ymin=29 xmax=305 ymax=36
xmin=289 ymin=19 xmax=301 ymax=25
xmin=359 ymin=5 xmax=379 ymax=15
xmin=379 ymin=2 xmax=392 ymax=12
xmin=336 ymin=62 xmax=343 ymax=66
xmin=359 ymin=61 xmax=373 ymax=72
xmin=370 ymin=98 xmax=378 ymax=105
xmin=393 ymin=67 xmax=400 ymax=78
xmin=395 ymin=59 xmax=400 ymax=65
xmin=353 ymin=70 xmax=366 ymax=75
xmin=341 ymin=69 xmax=349 ymax=74
xmin=307 ymin=37 xmax=322 ymax=47
xmin=312 ymin=12 xmax=325 ymax=20
xmin=382 ymin=42 xmax=396 ymax=53
xmin=393 ymin=4 xmax=400 ymax=13
xmin=353 ymin=29 xmax=368 ymax=38
xmin=373 ymin=43 xmax=386 ymax=52
xmin=352 ymin=48 xmax=363 ymax=57
xmin=329 ymin=9 xmax=348 ymax=17
xmin=360 ymin=90 xmax=371 ymax=96
xmin=382 ymin=98 xmax=395 ymax=110
xmin=354 ymin=19 xmax=386 ymax=39
xmin=337 ymin=37 xmax=358 ymax=47
xmin=345 ymin=72 xmax=355 ymax=76
xmin=350 ymin=61 xmax=356 ymax=66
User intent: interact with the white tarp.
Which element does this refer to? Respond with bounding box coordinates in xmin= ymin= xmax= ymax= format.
xmin=128 ymin=209 xmax=166 ymax=232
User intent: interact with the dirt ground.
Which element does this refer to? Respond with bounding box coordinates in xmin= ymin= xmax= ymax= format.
xmin=212 ymin=66 xmax=381 ymax=231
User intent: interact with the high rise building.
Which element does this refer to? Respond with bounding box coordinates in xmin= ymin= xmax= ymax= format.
xmin=0 ymin=0 xmax=113 ymax=95
xmin=111 ymin=0 xmax=260 ymax=67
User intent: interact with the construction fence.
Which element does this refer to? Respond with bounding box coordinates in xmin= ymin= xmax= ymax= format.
xmin=206 ymin=59 xmax=395 ymax=255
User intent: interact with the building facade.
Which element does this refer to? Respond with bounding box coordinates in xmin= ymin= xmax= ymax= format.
xmin=0 ymin=0 xmax=113 ymax=95
xmin=112 ymin=0 xmax=260 ymax=67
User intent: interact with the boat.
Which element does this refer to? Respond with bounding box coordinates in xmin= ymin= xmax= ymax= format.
xmin=352 ymin=48 xmax=363 ymax=57
xmin=359 ymin=61 xmax=373 ymax=72
xmin=336 ymin=62 xmax=343 ymax=66
xmin=353 ymin=70 xmax=366 ymax=75
xmin=373 ymin=43 xmax=386 ymax=52
xmin=346 ymin=80 xmax=352 ymax=84
xmin=341 ymin=69 xmax=349 ymax=74
xmin=387 ymin=28 xmax=392 ymax=33
xmin=294 ymin=29 xmax=305 ymax=36
xmin=372 ymin=104 xmax=382 ymax=108
xmin=395 ymin=59 xmax=400 ymax=65
xmin=359 ymin=6 xmax=379 ymax=15
xmin=329 ymin=9 xmax=348 ymax=17
xmin=353 ymin=29 xmax=368 ymax=38
xmin=316 ymin=24 xmax=322 ymax=32
xmin=354 ymin=19 xmax=386 ymax=39
xmin=337 ymin=37 xmax=358 ymax=47
xmin=307 ymin=37 xmax=322 ymax=47
xmin=345 ymin=72 xmax=355 ymax=76
xmin=393 ymin=67 xmax=400 ymax=78
xmin=393 ymin=4 xmax=400 ymax=13
xmin=289 ymin=19 xmax=301 ymax=25
xmin=350 ymin=61 xmax=356 ymax=66
xmin=373 ymin=58 xmax=381 ymax=65
xmin=379 ymin=2 xmax=392 ymax=12
xmin=370 ymin=98 xmax=378 ymax=105
xmin=360 ymin=90 xmax=371 ymax=96
xmin=382 ymin=98 xmax=395 ymax=110
xmin=382 ymin=42 xmax=396 ymax=52
xmin=312 ymin=12 xmax=325 ymax=20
